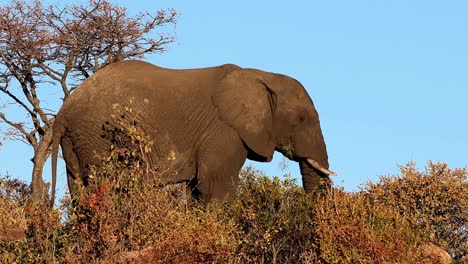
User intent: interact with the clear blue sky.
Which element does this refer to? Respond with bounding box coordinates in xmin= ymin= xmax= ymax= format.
xmin=1 ymin=1 xmax=467 ymax=197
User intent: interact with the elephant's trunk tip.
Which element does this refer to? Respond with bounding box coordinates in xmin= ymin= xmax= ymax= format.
xmin=306 ymin=158 xmax=337 ymax=176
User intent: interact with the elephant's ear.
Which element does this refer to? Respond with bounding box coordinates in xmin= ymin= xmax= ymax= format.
xmin=213 ymin=69 xmax=277 ymax=161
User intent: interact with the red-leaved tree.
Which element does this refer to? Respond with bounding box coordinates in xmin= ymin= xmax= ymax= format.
xmin=0 ymin=0 xmax=177 ymax=204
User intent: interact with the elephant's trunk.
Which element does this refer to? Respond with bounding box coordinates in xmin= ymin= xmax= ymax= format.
xmin=299 ymin=159 xmax=334 ymax=193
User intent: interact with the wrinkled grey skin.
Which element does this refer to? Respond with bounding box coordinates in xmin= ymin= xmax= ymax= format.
xmin=51 ymin=60 xmax=334 ymax=203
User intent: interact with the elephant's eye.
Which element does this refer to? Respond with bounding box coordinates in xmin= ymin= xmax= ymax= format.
xmin=298 ymin=113 xmax=306 ymax=123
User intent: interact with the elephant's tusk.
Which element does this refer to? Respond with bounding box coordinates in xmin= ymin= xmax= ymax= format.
xmin=306 ymin=158 xmax=337 ymax=176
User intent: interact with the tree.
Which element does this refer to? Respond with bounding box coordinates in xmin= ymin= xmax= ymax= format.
xmin=0 ymin=0 xmax=177 ymax=204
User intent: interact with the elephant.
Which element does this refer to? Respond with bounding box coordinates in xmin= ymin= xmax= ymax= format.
xmin=50 ymin=60 xmax=335 ymax=203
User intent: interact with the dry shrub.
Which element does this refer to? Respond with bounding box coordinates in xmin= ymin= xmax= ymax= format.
xmin=0 ymin=175 xmax=29 ymax=230
xmin=138 ymin=204 xmax=238 ymax=264
xmin=228 ymin=168 xmax=317 ymax=263
xmin=365 ymin=162 xmax=468 ymax=262
xmin=0 ymin=175 xmax=65 ymax=263
xmin=63 ymin=176 xmax=237 ymax=263
xmin=229 ymin=168 xmax=433 ymax=264
xmin=63 ymin=169 xmax=237 ymax=263
xmin=0 ymin=176 xmax=29 ymax=262
xmin=303 ymin=188 xmax=428 ymax=263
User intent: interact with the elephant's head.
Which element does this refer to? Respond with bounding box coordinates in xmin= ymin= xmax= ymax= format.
xmin=214 ymin=67 xmax=335 ymax=193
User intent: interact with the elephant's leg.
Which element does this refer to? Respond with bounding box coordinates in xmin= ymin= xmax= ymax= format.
xmin=61 ymin=135 xmax=82 ymax=195
xmin=194 ymin=128 xmax=247 ymax=202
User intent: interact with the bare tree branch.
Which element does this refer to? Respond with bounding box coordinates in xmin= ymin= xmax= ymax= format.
xmin=0 ymin=0 xmax=177 ymax=203
xmin=0 ymin=112 xmax=37 ymax=146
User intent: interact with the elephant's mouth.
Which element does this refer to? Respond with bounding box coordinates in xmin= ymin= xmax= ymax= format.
xmin=305 ymin=158 xmax=336 ymax=176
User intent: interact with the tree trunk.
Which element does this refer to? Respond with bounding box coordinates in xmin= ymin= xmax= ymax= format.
xmin=31 ymin=128 xmax=54 ymax=204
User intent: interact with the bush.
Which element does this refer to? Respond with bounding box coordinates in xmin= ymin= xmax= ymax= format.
xmin=365 ymin=162 xmax=468 ymax=262
xmin=0 ymin=174 xmax=64 ymax=263
xmin=1 ymin=161 xmax=463 ymax=263
xmin=228 ymin=168 xmax=317 ymax=263
xmin=305 ymin=188 xmax=429 ymax=263
xmin=229 ymin=168 xmax=433 ymax=264
xmin=0 ymin=175 xmax=29 ymax=262
xmin=0 ymin=174 xmax=29 ymax=230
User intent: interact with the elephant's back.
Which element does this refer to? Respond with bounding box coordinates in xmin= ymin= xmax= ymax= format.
xmin=67 ymin=60 xmax=225 ymax=106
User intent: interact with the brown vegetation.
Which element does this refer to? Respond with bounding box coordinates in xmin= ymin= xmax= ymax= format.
xmin=0 ymin=174 xmax=28 ymax=242
xmin=366 ymin=162 xmax=467 ymax=261
xmin=1 ymin=163 xmax=465 ymax=263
